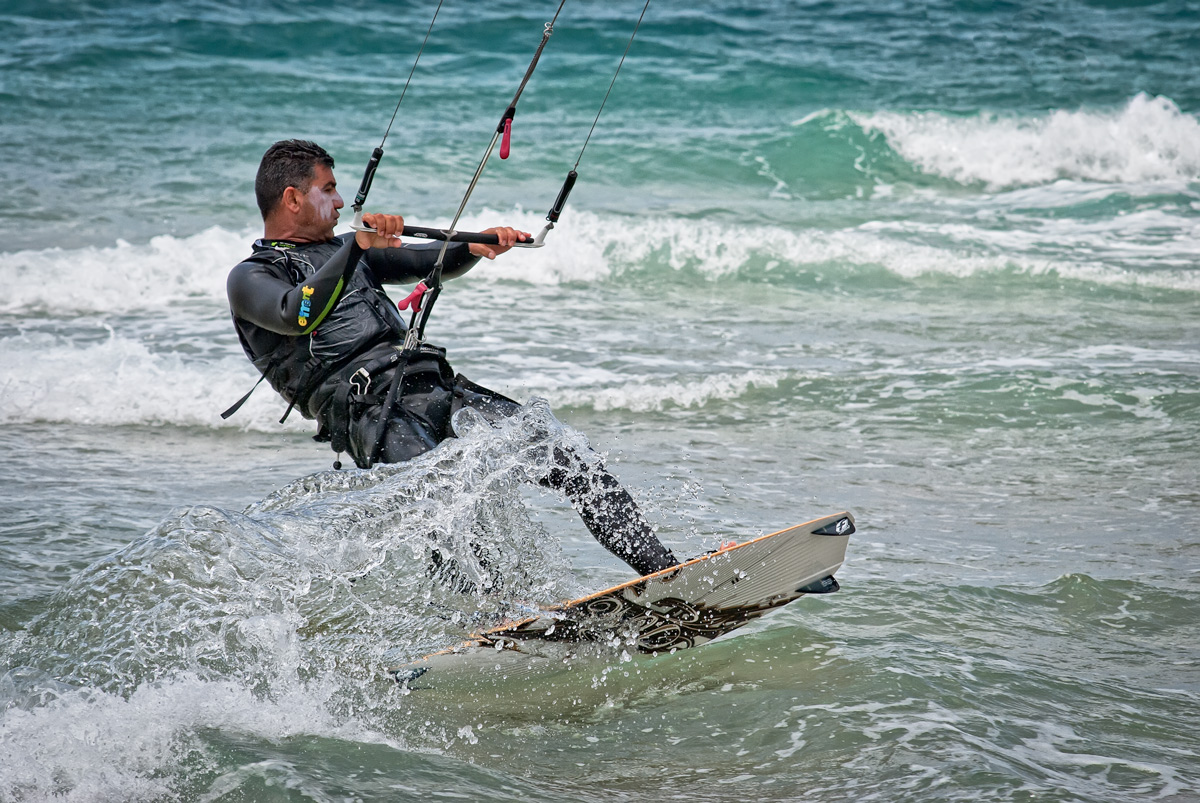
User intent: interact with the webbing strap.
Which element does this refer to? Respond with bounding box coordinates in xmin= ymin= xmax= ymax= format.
xmin=220 ymin=374 xmax=266 ymax=420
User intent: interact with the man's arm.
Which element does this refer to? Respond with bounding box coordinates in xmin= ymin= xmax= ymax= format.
xmin=357 ymin=213 xmax=531 ymax=284
xmin=364 ymin=240 xmax=481 ymax=284
xmin=227 ymin=239 xmax=363 ymax=335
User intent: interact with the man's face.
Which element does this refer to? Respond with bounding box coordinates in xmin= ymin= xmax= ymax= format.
xmin=294 ymin=164 xmax=344 ymax=240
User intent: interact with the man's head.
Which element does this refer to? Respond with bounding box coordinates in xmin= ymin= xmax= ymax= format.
xmin=256 ymin=139 xmax=344 ymax=241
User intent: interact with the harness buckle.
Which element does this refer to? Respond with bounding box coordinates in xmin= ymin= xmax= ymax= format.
xmin=349 ymin=367 xmax=372 ymax=397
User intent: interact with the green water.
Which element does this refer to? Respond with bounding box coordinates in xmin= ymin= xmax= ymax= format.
xmin=2 ymin=1 xmax=1199 ymax=800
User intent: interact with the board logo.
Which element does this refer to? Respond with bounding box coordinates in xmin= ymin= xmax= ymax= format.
xmin=813 ymin=516 xmax=855 ymax=536
xmin=298 ymin=285 xmax=315 ymax=327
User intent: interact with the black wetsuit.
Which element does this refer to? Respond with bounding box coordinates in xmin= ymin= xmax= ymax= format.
xmin=227 ymin=234 xmax=678 ymax=576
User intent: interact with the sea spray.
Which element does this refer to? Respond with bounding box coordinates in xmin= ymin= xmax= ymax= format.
xmin=0 ymin=402 xmax=596 ymax=700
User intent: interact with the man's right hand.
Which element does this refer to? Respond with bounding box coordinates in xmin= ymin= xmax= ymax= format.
xmin=355 ymin=213 xmax=405 ymax=249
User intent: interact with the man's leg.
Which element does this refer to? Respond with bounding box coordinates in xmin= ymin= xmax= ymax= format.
xmin=539 ymin=444 xmax=680 ymax=576
xmin=454 ymin=377 xmax=679 ymax=576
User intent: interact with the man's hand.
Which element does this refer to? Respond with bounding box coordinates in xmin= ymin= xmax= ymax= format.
xmin=355 ymin=213 xmax=405 ymax=249
xmin=469 ymin=227 xmax=532 ymax=260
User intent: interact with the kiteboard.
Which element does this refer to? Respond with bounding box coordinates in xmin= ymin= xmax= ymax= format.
xmin=389 ymin=511 xmax=854 ymax=683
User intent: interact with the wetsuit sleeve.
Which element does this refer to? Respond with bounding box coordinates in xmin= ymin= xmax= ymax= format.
xmin=227 ymin=239 xmax=364 ymax=335
xmin=364 ymin=241 xmax=481 ymax=284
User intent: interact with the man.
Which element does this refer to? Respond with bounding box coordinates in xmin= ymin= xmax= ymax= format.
xmin=227 ymin=139 xmax=678 ymax=577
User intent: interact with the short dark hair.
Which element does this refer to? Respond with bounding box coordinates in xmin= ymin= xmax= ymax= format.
xmin=255 ymin=139 xmax=335 ymax=219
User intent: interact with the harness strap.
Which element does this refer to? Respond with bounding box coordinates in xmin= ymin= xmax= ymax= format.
xmin=278 ymin=355 xmax=328 ymax=424
xmin=220 ymin=374 xmax=266 ymax=420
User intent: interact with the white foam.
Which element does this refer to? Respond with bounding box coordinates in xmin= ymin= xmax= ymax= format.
xmin=453 ymin=209 xmax=1044 ymax=288
xmin=463 ymin=208 xmax=1200 ymax=292
xmin=0 ymin=325 xmax=793 ymax=424
xmin=0 ymin=225 xmax=254 ymax=315
xmin=0 ymin=331 xmax=307 ymax=432
xmin=367 ymin=207 xmax=806 ymax=282
xmin=376 ymin=207 xmax=974 ymax=284
xmin=861 ymin=208 xmax=1200 ymax=287
xmin=349 ymin=205 xmax=822 ymax=285
xmin=850 ymin=93 xmax=1200 ymax=189
xmin=0 ymin=210 xmax=636 ymax=315
xmin=0 ymin=209 xmax=1193 ymax=434
xmin=537 ymin=369 xmax=791 ymax=413
xmin=1068 ymin=344 xmax=1200 ymax=366
xmin=0 ymin=674 xmax=398 ymax=803
xmin=5 ymin=199 xmax=1198 ymax=327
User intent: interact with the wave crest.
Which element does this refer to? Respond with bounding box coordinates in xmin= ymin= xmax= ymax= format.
xmin=0 ymin=226 xmax=253 ymax=315
xmin=849 ymin=93 xmax=1200 ymax=189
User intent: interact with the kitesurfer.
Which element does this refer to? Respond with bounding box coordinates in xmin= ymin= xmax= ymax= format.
xmin=226 ymin=139 xmax=679 ymax=577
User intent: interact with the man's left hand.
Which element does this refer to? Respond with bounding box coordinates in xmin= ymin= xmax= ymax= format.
xmin=355 ymin=213 xmax=406 ymax=250
xmin=470 ymin=227 xmax=532 ymax=260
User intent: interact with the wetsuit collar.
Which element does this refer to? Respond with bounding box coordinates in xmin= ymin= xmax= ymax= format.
xmin=255 ymin=238 xmax=299 ymax=250
xmin=256 ymin=236 xmax=346 ymax=251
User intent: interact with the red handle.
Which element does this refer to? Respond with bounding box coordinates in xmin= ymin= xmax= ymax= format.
xmin=500 ymin=117 xmax=513 ymax=159
xmin=397 ymin=281 xmax=429 ymax=312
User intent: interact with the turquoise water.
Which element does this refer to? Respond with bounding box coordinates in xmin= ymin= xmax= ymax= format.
xmin=2 ymin=1 xmax=1198 ymax=800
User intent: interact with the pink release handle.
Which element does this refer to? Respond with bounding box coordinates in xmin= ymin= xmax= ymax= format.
xmin=500 ymin=117 xmax=513 ymax=159
xmin=397 ymin=281 xmax=429 ymax=312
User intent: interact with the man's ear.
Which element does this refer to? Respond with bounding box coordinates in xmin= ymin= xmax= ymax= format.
xmin=281 ymin=185 xmax=304 ymax=213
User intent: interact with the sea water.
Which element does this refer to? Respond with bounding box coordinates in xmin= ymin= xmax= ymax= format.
xmin=1 ymin=1 xmax=1198 ymax=800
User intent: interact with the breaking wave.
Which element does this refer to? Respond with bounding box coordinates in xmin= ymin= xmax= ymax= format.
xmin=848 ymin=93 xmax=1200 ymax=189
xmin=4 ymin=206 xmax=1198 ymax=322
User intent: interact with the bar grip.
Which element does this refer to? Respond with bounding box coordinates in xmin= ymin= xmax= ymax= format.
xmin=402 ymin=225 xmax=500 ymax=244
xmin=352 ymin=222 xmax=543 ymax=248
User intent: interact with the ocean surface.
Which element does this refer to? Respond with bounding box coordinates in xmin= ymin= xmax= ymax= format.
xmin=2 ymin=0 xmax=1199 ymax=800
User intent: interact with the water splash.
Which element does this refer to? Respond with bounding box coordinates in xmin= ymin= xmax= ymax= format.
xmin=0 ymin=401 xmax=669 ymax=800
xmin=1 ymin=401 xmax=594 ymax=702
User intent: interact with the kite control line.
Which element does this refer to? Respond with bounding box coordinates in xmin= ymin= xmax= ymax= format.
xmin=362 ymin=2 xmax=568 ymax=466
xmin=400 ymin=0 xmax=569 ymax=348
xmin=350 ymin=0 xmax=445 ymax=231
xmin=532 ymin=0 xmax=652 ymax=244
xmin=351 ymin=5 xmax=566 ymax=255
xmin=351 ymin=0 xmax=653 ymax=349
xmin=355 ymin=0 xmax=652 ymax=255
